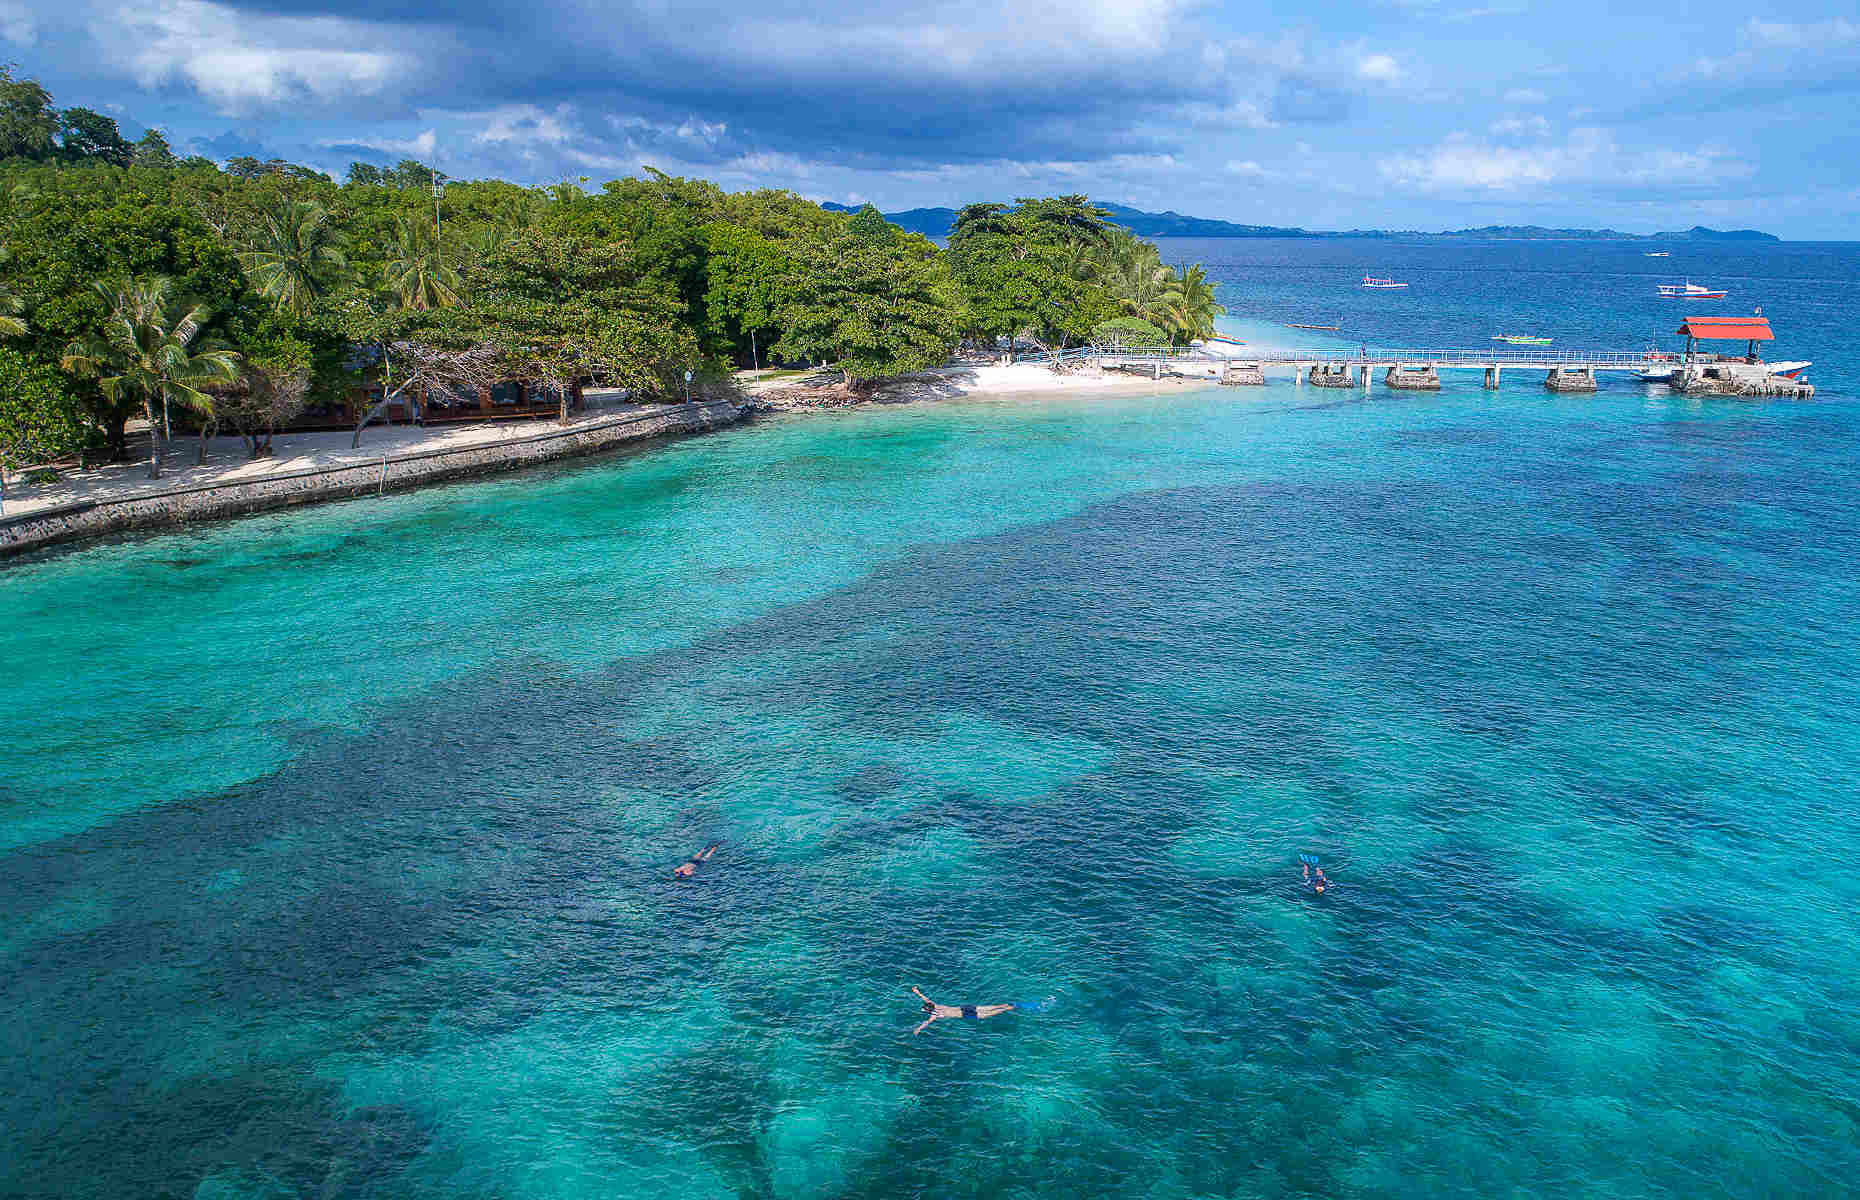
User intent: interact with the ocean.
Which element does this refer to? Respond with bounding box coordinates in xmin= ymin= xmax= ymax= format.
xmin=4 ymin=239 xmax=1859 ymax=1199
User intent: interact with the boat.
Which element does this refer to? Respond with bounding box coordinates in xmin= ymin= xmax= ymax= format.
xmin=1362 ymin=276 xmax=1408 ymax=289
xmin=1637 ymin=346 xmax=1811 ymax=384
xmin=1657 ymin=280 xmax=1727 ymax=300
xmin=1197 ymin=334 xmax=1249 ymax=355
xmin=1287 ymin=323 xmax=1341 ymax=331
xmin=1645 ymin=251 xmax=1670 ymax=257
xmin=1491 ymin=334 xmax=1552 ymax=345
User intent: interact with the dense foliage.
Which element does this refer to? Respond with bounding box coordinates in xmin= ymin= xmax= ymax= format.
xmin=0 ymin=66 xmax=1221 ymax=466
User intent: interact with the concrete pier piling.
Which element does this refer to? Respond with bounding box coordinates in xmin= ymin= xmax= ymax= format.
xmin=1673 ymin=362 xmax=1815 ymax=398
xmin=1545 ymin=367 xmax=1598 ymax=392
xmin=1384 ymin=365 xmax=1442 ymax=390
xmin=1484 ymin=366 xmax=1501 ymax=389
xmin=1220 ymin=362 xmax=1266 ymax=386
xmin=1308 ymin=364 xmax=1355 ymax=388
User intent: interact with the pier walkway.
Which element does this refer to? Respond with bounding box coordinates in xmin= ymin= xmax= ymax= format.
xmin=1067 ymin=346 xmax=1656 ymax=372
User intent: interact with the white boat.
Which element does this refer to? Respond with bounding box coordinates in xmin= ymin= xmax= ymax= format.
xmin=1640 ymin=356 xmax=1811 ymax=384
xmin=1657 ymin=280 xmax=1727 ymax=300
xmin=1362 ymin=275 xmax=1408 ymax=289
xmin=1645 ymin=251 xmax=1670 ymax=257
xmin=1638 ymin=349 xmax=1680 ymax=382
xmin=1196 ymin=335 xmax=1249 ymax=356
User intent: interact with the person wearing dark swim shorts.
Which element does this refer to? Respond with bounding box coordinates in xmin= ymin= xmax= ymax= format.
xmin=673 ymin=843 xmax=720 ymax=879
xmin=909 ymin=987 xmax=1016 ymax=1035
xmin=1301 ymin=854 xmax=1330 ymax=894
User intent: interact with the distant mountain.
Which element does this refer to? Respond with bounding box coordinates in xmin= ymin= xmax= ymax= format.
xmin=820 ymin=201 xmax=957 ymax=238
xmin=820 ymin=202 xmax=1780 ymax=243
xmin=1649 ymin=226 xmax=1781 ymax=242
xmin=821 ymin=199 xmax=1311 ymax=239
xmin=1094 ymin=203 xmax=1315 ymax=239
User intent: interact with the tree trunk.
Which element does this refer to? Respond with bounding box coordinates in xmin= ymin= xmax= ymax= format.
xmin=143 ymin=399 xmax=162 ymax=479
xmin=352 ymin=379 xmax=412 ymax=448
xmin=751 ymin=328 xmax=759 ymax=371
xmin=558 ymin=388 xmax=570 ymax=425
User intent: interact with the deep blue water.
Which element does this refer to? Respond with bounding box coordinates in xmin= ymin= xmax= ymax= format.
xmin=1168 ymin=236 xmax=1854 ymax=392
xmin=4 ymin=240 xmax=1860 ymax=1199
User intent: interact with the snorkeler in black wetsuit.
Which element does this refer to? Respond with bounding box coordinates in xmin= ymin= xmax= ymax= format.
xmin=1300 ymin=855 xmax=1330 ymax=894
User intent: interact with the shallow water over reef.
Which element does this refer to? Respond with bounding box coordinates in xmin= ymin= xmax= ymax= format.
xmin=6 ymin=371 xmax=1860 ymax=1198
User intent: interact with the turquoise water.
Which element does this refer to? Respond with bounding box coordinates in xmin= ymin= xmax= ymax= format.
xmin=8 ymin=247 xmax=1860 ymax=1197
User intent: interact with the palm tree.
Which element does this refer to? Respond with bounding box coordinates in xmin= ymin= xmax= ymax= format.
xmin=1159 ymin=263 xmax=1224 ymax=342
xmin=241 ymin=199 xmax=349 ymax=315
xmin=384 ymin=215 xmax=461 ymax=312
xmin=61 ymin=277 xmax=241 ymax=480
xmin=1103 ymin=238 xmax=1179 ymax=331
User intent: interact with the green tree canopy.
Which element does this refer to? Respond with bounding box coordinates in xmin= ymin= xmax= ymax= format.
xmin=0 ymin=64 xmax=58 ymax=161
xmin=775 ymin=223 xmax=962 ymax=386
xmin=57 ymin=107 xmax=133 ymax=166
xmin=0 ymin=347 xmax=89 ymax=477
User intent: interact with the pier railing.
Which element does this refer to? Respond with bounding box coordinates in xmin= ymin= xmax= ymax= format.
xmin=1071 ymin=346 xmax=1657 ymax=371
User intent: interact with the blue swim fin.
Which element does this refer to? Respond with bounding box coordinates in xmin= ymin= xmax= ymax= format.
xmin=1014 ymin=997 xmax=1055 ymax=1014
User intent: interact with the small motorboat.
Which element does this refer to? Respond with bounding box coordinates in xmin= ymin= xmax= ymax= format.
xmin=1491 ymin=334 xmax=1552 ymax=345
xmin=1361 ymin=276 xmax=1408 ymax=289
xmin=1638 ymin=347 xmax=1680 ymax=382
xmin=1645 ymin=251 xmax=1671 ymax=257
xmin=1766 ymin=360 xmax=1811 ymax=379
xmin=1657 ymin=280 xmax=1727 ymax=300
xmin=1198 ymin=334 xmax=1248 ymax=354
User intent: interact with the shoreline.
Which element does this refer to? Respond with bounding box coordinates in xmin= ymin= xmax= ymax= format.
xmin=0 ymin=361 xmax=1208 ymax=562
xmin=0 ymin=399 xmax=746 ymax=561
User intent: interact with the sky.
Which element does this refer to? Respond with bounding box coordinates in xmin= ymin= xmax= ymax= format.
xmin=5 ymin=0 xmax=1860 ymax=237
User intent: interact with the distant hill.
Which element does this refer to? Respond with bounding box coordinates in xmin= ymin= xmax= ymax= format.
xmin=1094 ymin=203 xmax=1315 ymax=239
xmin=1649 ymin=226 xmax=1781 ymax=242
xmin=820 ymin=201 xmax=1780 ymax=243
xmin=821 ymin=200 xmax=1311 ymax=239
xmin=820 ymin=202 xmax=957 ymax=238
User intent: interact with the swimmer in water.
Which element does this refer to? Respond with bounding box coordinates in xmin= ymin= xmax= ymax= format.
xmin=909 ymin=987 xmax=1017 ymax=1035
xmin=1301 ymin=855 xmax=1330 ymax=894
xmin=673 ymin=843 xmax=720 ymax=879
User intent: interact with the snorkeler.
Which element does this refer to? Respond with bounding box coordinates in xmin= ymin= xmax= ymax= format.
xmin=1299 ymin=854 xmax=1330 ymax=894
xmin=673 ymin=843 xmax=720 ymax=879
xmin=909 ymin=987 xmax=1018 ymax=1035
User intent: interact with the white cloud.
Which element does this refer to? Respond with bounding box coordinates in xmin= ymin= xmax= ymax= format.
xmin=1741 ymin=16 xmax=1859 ymax=48
xmin=323 ymin=128 xmax=437 ymax=160
xmin=1489 ymin=114 xmax=1550 ymax=137
xmin=1380 ymin=127 xmax=1749 ymax=193
xmin=1504 ymin=87 xmax=1548 ymax=104
xmin=1226 ymin=159 xmax=1266 ymax=179
xmin=475 ymin=104 xmax=576 ymax=147
xmin=103 ymin=0 xmax=414 ymax=113
xmin=0 ymin=0 xmax=35 ymax=43
xmin=1357 ymin=53 xmax=1402 ymax=83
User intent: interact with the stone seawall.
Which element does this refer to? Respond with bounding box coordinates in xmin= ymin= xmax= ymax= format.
xmin=1 ymin=399 xmax=745 ymax=560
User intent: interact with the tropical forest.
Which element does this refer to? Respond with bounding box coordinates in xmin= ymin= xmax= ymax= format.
xmin=0 ymin=64 xmax=1222 ymax=478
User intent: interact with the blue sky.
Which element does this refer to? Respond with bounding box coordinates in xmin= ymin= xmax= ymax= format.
xmin=6 ymin=0 xmax=1860 ymax=236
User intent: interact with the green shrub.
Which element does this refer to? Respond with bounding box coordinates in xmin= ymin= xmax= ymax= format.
xmin=0 ymin=347 xmax=91 ymax=468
